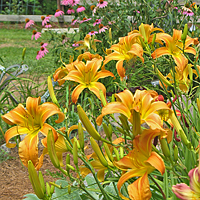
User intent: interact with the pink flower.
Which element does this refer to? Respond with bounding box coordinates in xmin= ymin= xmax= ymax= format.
xmin=99 ymin=26 xmax=108 ymax=33
xmin=55 ymin=9 xmax=64 ymax=17
xmin=61 ymin=0 xmax=73 ymax=5
xmin=31 ymin=31 xmax=41 ymax=40
xmin=79 ymin=18 xmax=92 ymax=23
xmin=36 ymin=45 xmax=49 ymax=60
xmin=72 ymin=43 xmax=79 ymax=47
xmin=45 ymin=24 xmax=52 ymax=28
xmin=67 ymin=8 xmax=75 ymax=14
xmin=183 ymin=10 xmax=194 ymax=16
xmin=88 ymin=31 xmax=98 ymax=35
xmin=71 ymin=0 xmax=80 ymax=6
xmin=76 ymin=6 xmax=85 ymax=13
xmin=108 ymin=20 xmax=115 ymax=25
xmin=97 ymin=0 xmax=108 ymax=8
xmin=93 ymin=19 xmax=102 ymax=26
xmin=137 ymin=10 xmax=140 ymax=13
xmin=25 ymin=19 xmax=34 ymax=29
xmin=41 ymin=15 xmax=52 ymax=26
xmin=71 ymin=19 xmax=78 ymax=25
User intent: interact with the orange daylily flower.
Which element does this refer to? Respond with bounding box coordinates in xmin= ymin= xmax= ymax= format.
xmin=1 ymin=97 xmax=65 ymax=170
xmin=103 ymin=33 xmax=144 ymax=80
xmin=151 ymin=29 xmax=196 ymax=68
xmin=64 ymin=58 xmax=115 ymax=104
xmin=128 ymin=23 xmax=164 ymax=45
xmin=96 ymin=89 xmax=172 ymax=133
xmin=114 ymin=129 xmax=165 ymax=200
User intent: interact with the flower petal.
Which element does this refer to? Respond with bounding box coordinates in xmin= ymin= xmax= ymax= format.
xmin=71 ymin=84 xmax=86 ymax=104
xmin=128 ymin=173 xmax=151 ymax=200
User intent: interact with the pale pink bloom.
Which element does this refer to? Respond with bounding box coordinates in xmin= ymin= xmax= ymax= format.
xmin=42 ymin=16 xmax=52 ymax=26
xmin=72 ymin=43 xmax=79 ymax=47
xmin=61 ymin=0 xmax=73 ymax=6
xmin=79 ymin=18 xmax=92 ymax=23
xmin=88 ymin=31 xmax=98 ymax=35
xmin=45 ymin=24 xmax=52 ymax=28
xmin=93 ymin=19 xmax=102 ymax=26
xmin=55 ymin=10 xmax=64 ymax=17
xmin=71 ymin=19 xmax=78 ymax=25
xmin=31 ymin=32 xmax=41 ymax=40
xmin=25 ymin=20 xmax=34 ymax=29
xmin=67 ymin=8 xmax=75 ymax=14
xmin=62 ymin=39 xmax=68 ymax=44
xmin=137 ymin=10 xmax=140 ymax=13
xmin=99 ymin=26 xmax=108 ymax=33
xmin=174 ymin=7 xmax=178 ymax=9
xmin=97 ymin=0 xmax=108 ymax=8
xmin=41 ymin=43 xmax=48 ymax=48
xmin=108 ymin=21 xmax=115 ymax=25
xmin=92 ymin=7 xmax=97 ymax=16
xmin=77 ymin=6 xmax=85 ymax=13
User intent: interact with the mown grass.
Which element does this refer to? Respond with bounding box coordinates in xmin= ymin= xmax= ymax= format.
xmin=0 ymin=28 xmax=56 ymax=75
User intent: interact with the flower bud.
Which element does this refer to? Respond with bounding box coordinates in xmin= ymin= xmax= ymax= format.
xmin=47 ymin=76 xmax=60 ymax=107
xmin=109 ymin=28 xmax=112 ymax=42
xmin=140 ymin=23 xmax=148 ymax=44
xmin=197 ymin=98 xmax=200 ymax=113
xmin=160 ymin=138 xmax=170 ymax=158
xmin=103 ymin=142 xmax=114 ymax=162
xmin=99 ymin=89 xmax=107 ymax=106
xmin=78 ymin=122 xmax=84 ymax=150
xmin=28 ymin=160 xmax=45 ymax=199
xmin=73 ymin=139 xmax=78 ymax=166
xmin=66 ymin=164 xmax=76 ymax=171
xmin=46 ymin=182 xmax=51 ymax=197
xmin=77 ymin=105 xmax=101 ymax=140
xmin=68 ymin=185 xmax=71 ymax=194
xmin=103 ymin=123 xmax=112 ymax=141
xmin=151 ymin=33 xmax=156 ymax=46
xmin=90 ymin=137 xmax=108 ymax=167
xmin=38 ymin=171 xmax=46 ymax=194
xmin=174 ymin=145 xmax=178 ymax=162
xmin=22 ymin=47 xmax=26 ymax=60
xmin=113 ymin=147 xmax=120 ymax=161
xmin=120 ymin=146 xmax=124 ymax=159
xmin=181 ymin=24 xmax=188 ymax=42
xmin=119 ymin=115 xmax=130 ymax=132
xmin=47 ymin=129 xmax=60 ymax=169
xmin=111 ymin=94 xmax=115 ymax=102
xmin=50 ymin=184 xmax=55 ymax=194
xmin=132 ymin=110 xmax=141 ymax=136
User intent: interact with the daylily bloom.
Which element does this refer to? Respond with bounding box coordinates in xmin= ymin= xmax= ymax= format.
xmin=1 ymin=97 xmax=65 ymax=170
xmin=31 ymin=30 xmax=41 ymax=40
xmin=151 ymin=29 xmax=196 ymax=68
xmin=103 ymin=33 xmax=144 ymax=80
xmin=114 ymin=129 xmax=165 ymax=200
xmin=63 ymin=58 xmax=115 ymax=104
xmin=53 ymin=52 xmax=103 ymax=85
xmin=97 ymin=0 xmax=108 ymax=8
xmin=76 ymin=6 xmax=85 ymax=13
xmin=96 ymin=89 xmax=172 ymax=135
xmin=172 ymin=141 xmax=200 ymax=199
xmin=55 ymin=9 xmax=64 ymax=17
xmin=128 ymin=23 xmax=164 ymax=45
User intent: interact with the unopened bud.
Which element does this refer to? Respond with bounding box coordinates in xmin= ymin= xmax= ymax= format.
xmin=181 ymin=24 xmax=188 ymax=42
xmin=113 ymin=147 xmax=120 ymax=161
xmin=174 ymin=145 xmax=178 ymax=162
xmin=46 ymin=182 xmax=51 ymax=197
xmin=73 ymin=140 xmax=78 ymax=166
xmin=103 ymin=142 xmax=113 ymax=162
xmin=160 ymin=138 xmax=170 ymax=158
xmin=78 ymin=122 xmax=84 ymax=150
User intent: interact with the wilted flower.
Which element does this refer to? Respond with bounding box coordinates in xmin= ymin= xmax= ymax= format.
xmin=31 ymin=30 xmax=41 ymax=40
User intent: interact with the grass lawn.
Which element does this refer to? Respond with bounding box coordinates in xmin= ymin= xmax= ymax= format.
xmin=0 ymin=28 xmax=57 ymax=75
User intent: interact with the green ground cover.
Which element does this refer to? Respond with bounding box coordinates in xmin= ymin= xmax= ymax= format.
xmin=0 ymin=28 xmax=56 ymax=75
